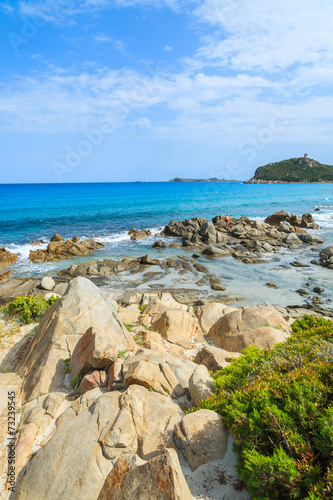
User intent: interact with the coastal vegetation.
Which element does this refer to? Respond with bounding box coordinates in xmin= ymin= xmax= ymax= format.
xmin=246 ymin=156 xmax=333 ymax=183
xmin=199 ymin=315 xmax=333 ymax=499
xmin=4 ymin=294 xmax=59 ymax=324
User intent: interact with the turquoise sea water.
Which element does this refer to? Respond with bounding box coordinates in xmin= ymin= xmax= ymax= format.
xmin=1 ymin=181 xmax=333 ymax=244
xmin=1 ymin=182 xmax=332 ymax=305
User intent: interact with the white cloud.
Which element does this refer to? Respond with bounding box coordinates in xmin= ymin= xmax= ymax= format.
xmin=2 ymin=0 xmax=333 ymax=151
xmin=164 ymin=44 xmax=173 ymax=51
xmin=0 ymin=2 xmax=14 ymax=14
xmin=192 ymin=0 xmax=333 ymax=74
xmin=16 ymin=0 xmax=192 ymax=23
xmin=94 ymin=34 xmax=113 ymax=43
xmin=0 ymin=64 xmax=331 ymax=149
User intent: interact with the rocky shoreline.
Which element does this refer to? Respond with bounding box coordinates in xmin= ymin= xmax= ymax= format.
xmin=0 ymin=209 xmax=332 ymax=498
xmin=1 ymin=276 xmax=332 ymax=499
xmin=0 ymin=209 xmax=332 ymax=304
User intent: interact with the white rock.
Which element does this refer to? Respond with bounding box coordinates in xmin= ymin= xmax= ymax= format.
xmin=41 ymin=276 xmax=55 ymax=291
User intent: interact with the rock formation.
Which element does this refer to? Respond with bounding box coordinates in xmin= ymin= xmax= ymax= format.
xmin=0 ymin=248 xmax=19 ymax=269
xmin=29 ymin=237 xmax=104 ymax=263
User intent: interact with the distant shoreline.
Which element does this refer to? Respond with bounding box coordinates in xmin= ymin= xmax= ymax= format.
xmin=167 ymin=177 xmax=240 ymax=183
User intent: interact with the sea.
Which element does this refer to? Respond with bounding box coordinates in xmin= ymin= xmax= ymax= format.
xmin=1 ymin=182 xmax=332 ymax=306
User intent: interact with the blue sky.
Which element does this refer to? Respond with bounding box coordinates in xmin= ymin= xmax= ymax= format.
xmin=0 ymin=0 xmax=333 ymax=183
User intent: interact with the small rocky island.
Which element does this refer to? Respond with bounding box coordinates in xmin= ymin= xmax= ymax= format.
xmin=245 ymin=154 xmax=333 ymax=183
xmin=169 ymin=176 xmax=237 ymax=182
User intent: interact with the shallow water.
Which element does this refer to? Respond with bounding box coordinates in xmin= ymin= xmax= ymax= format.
xmin=1 ymin=181 xmax=332 ymax=306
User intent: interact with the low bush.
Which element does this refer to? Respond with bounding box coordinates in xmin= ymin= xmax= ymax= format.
xmin=5 ymin=295 xmax=59 ymax=324
xmin=199 ymin=315 xmax=333 ymax=499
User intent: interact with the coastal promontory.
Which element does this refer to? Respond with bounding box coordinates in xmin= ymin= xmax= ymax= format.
xmin=245 ymin=154 xmax=333 ymax=183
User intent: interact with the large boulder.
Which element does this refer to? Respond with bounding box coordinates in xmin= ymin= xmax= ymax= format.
xmin=123 ymin=350 xmax=197 ymax=395
xmin=142 ymin=295 xmax=188 ymax=323
xmin=14 ymin=385 xmax=184 ymax=500
xmin=69 ymin=325 xmax=130 ymax=380
xmin=208 ymin=306 xmax=290 ymax=351
xmin=201 ymin=245 xmax=231 ymax=257
xmin=124 ymin=355 xmax=184 ymax=398
xmin=298 ymin=233 xmax=324 ymax=244
xmin=194 ymin=346 xmax=241 ymax=371
xmin=0 ymin=247 xmax=19 ymax=268
xmin=188 ymin=365 xmax=214 ymax=406
xmin=0 ymin=374 xmax=22 ymax=477
xmin=219 ymin=326 xmax=288 ymax=351
xmin=17 ymin=277 xmax=134 ymax=403
xmin=152 ymin=310 xmax=198 ymax=349
xmin=319 ymin=246 xmax=333 ymax=268
xmin=97 ymin=449 xmax=192 ymax=500
xmin=174 ymin=410 xmax=228 ymax=471
xmin=195 ymin=302 xmax=237 ymax=334
xmin=13 ymin=392 xmax=120 ymax=500
xmin=265 ymin=211 xmax=319 ymax=230
xmin=120 ymin=385 xmax=183 ymax=460
xmin=163 ymin=218 xmax=207 ymax=238
xmin=283 ymin=233 xmax=303 ymax=245
xmin=0 ymin=278 xmax=41 ymax=304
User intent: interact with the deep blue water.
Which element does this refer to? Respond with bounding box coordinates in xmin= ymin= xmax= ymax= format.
xmin=1 ymin=181 xmax=332 ymax=245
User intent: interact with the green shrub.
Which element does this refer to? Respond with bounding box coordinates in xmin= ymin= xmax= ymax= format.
xmin=118 ymin=349 xmax=128 ymax=359
xmin=71 ymin=373 xmax=83 ymax=388
xmin=5 ymin=295 xmax=59 ymax=324
xmin=199 ymin=315 xmax=333 ymax=499
xmin=140 ymin=304 xmax=147 ymax=314
xmin=64 ymin=358 xmax=71 ymax=374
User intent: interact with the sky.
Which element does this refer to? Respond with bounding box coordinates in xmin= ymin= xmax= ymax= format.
xmin=0 ymin=0 xmax=333 ymax=183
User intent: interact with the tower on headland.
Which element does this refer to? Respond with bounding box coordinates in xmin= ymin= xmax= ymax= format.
xmin=304 ymin=153 xmax=308 ymax=159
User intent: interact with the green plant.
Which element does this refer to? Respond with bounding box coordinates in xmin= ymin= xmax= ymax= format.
xmin=199 ymin=315 xmax=333 ymax=499
xmin=64 ymin=358 xmax=71 ymax=374
xmin=149 ymin=386 xmax=154 ymax=392
xmin=133 ymin=334 xmax=145 ymax=346
xmin=123 ymin=323 xmax=132 ymax=332
xmin=70 ymin=373 xmax=83 ymax=388
xmin=118 ymin=349 xmax=127 ymax=359
xmin=5 ymin=294 xmax=59 ymax=324
xmin=140 ymin=304 xmax=147 ymax=314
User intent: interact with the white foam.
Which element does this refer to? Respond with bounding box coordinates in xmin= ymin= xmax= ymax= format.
xmin=96 ymin=233 xmax=131 ymax=244
xmin=96 ymin=226 xmax=164 ymax=246
xmin=5 ymin=242 xmax=48 ymax=261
